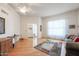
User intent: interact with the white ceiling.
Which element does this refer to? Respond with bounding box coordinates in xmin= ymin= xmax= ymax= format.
xmin=9 ymin=3 xmax=79 ymax=17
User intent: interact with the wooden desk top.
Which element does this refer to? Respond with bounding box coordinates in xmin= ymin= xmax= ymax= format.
xmin=0 ymin=38 xmax=11 ymax=42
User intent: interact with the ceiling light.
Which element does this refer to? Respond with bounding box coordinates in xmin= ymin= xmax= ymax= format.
xmin=18 ymin=6 xmax=27 ymax=13
xmin=18 ymin=6 xmax=32 ymax=14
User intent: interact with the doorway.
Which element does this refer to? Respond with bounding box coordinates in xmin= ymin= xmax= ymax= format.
xmin=27 ymin=24 xmax=38 ymax=47
xmin=32 ymin=24 xmax=38 ymax=47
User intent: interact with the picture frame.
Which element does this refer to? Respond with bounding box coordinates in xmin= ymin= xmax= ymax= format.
xmin=69 ymin=25 xmax=75 ymax=29
xmin=0 ymin=17 xmax=5 ymax=34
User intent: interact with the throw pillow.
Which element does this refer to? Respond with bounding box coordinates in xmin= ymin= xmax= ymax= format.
xmin=73 ymin=37 xmax=79 ymax=42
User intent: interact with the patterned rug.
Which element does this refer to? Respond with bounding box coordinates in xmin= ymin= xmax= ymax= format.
xmin=35 ymin=40 xmax=62 ymax=56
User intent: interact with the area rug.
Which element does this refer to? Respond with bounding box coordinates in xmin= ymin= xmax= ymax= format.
xmin=35 ymin=40 xmax=62 ymax=56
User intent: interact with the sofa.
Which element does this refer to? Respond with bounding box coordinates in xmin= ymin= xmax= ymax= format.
xmin=65 ymin=35 xmax=79 ymax=56
xmin=66 ymin=42 xmax=79 ymax=56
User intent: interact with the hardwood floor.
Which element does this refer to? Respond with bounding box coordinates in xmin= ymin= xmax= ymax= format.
xmin=8 ymin=38 xmax=48 ymax=56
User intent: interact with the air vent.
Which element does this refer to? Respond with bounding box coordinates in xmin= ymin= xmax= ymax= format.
xmin=1 ymin=9 xmax=8 ymax=15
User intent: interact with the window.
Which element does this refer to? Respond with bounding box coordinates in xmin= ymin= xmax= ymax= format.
xmin=48 ymin=20 xmax=66 ymax=38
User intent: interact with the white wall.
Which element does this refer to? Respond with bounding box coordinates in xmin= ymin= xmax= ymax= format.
xmin=21 ymin=16 xmax=42 ymax=38
xmin=0 ymin=4 xmax=21 ymax=38
xmin=42 ymin=9 xmax=79 ymax=38
xmin=77 ymin=10 xmax=79 ymax=34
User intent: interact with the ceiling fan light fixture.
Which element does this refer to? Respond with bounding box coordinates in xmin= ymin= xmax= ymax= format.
xmin=18 ymin=6 xmax=32 ymax=14
xmin=18 ymin=6 xmax=27 ymax=13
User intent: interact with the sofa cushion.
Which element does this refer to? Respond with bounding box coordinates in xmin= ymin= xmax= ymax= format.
xmin=66 ymin=42 xmax=79 ymax=50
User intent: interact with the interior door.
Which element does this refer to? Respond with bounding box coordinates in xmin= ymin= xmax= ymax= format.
xmin=32 ymin=24 xmax=38 ymax=47
xmin=33 ymin=24 xmax=37 ymax=38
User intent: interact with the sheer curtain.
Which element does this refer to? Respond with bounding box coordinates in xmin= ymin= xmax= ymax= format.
xmin=48 ymin=20 xmax=66 ymax=39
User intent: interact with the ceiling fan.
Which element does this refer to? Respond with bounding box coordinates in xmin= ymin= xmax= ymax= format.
xmin=18 ymin=6 xmax=32 ymax=14
xmin=15 ymin=3 xmax=40 ymax=14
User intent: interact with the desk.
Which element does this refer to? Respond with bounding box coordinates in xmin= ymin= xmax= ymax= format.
xmin=0 ymin=38 xmax=13 ymax=56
